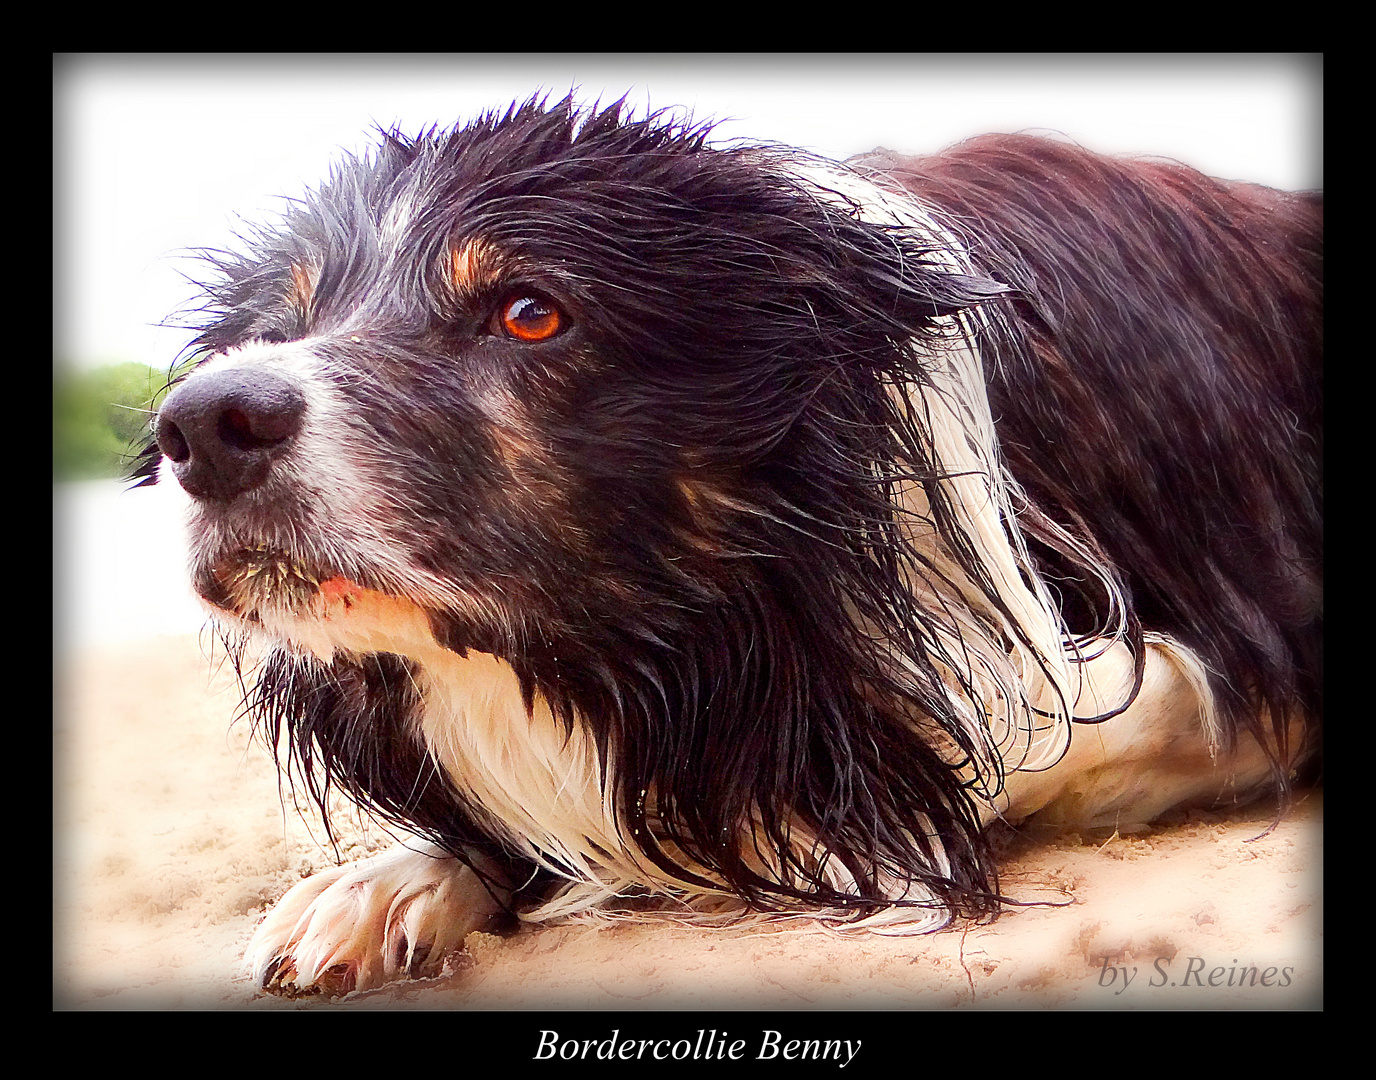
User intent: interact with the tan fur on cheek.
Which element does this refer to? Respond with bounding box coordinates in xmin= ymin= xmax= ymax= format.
xmin=256 ymin=578 xmax=440 ymax=663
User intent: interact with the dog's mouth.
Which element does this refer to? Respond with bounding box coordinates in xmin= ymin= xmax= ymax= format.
xmin=194 ymin=544 xmax=337 ymax=621
xmin=192 ymin=542 xmax=456 ymax=663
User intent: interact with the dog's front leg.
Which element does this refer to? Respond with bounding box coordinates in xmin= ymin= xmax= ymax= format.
xmin=243 ymin=840 xmax=511 ymax=996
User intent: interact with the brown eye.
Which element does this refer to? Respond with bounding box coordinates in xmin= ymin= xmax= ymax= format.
xmin=495 ymin=295 xmax=564 ymax=342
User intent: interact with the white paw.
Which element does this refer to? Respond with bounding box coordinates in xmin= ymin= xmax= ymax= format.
xmin=244 ymin=841 xmax=508 ymax=996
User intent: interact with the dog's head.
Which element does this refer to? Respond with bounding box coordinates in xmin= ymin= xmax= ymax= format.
xmin=146 ymin=97 xmax=1007 ymax=661
xmin=143 ymin=98 xmax=1022 ymax=914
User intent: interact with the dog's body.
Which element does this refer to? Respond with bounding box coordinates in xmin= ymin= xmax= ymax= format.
xmin=142 ymin=99 xmax=1321 ymax=995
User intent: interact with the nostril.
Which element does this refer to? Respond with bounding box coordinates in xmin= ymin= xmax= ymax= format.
xmin=219 ymin=408 xmax=255 ymax=450
xmin=217 ymin=406 xmax=297 ymax=451
xmin=155 ymin=415 xmax=191 ymax=463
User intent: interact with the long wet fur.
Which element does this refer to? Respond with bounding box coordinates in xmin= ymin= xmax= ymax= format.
xmin=135 ymin=97 xmax=1322 ymax=933
xmin=852 ymin=140 xmax=1323 ymax=769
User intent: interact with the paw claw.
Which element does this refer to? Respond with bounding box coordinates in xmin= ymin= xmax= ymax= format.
xmin=243 ymin=842 xmax=508 ymax=996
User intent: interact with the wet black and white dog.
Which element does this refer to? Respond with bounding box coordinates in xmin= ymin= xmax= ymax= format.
xmin=140 ymin=98 xmax=1322 ymax=995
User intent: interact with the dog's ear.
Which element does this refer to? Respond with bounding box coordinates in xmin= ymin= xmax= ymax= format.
xmin=832 ymin=229 xmax=1013 ymax=333
xmin=906 ymin=270 xmax=1010 ymax=319
xmin=785 ymin=159 xmax=1014 ymax=327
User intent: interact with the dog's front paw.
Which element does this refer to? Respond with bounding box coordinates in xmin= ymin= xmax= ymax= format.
xmin=244 ymin=841 xmax=508 ymax=996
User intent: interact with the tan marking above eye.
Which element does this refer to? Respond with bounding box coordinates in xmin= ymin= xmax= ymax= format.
xmin=449 ymin=238 xmax=507 ymax=303
xmin=496 ymin=295 xmax=564 ymax=342
xmin=289 ymin=261 xmax=317 ymax=314
xmin=450 ymin=241 xmax=489 ymax=297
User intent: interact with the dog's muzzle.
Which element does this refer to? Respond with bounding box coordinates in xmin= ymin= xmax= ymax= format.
xmin=156 ymin=367 xmax=306 ymax=501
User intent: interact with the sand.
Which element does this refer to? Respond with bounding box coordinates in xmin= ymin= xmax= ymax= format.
xmin=54 ymin=632 xmax=1321 ymax=1013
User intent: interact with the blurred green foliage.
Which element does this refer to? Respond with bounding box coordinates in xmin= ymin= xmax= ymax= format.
xmin=54 ymin=362 xmax=181 ymax=480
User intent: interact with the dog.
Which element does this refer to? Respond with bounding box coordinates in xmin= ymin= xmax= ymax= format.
xmin=138 ymin=97 xmax=1322 ymax=996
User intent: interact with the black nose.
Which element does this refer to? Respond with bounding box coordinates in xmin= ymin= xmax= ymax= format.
xmin=155 ymin=367 xmax=307 ymax=501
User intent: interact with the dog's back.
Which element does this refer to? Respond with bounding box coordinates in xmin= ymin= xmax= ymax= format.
xmin=861 ymin=135 xmax=1322 ymax=773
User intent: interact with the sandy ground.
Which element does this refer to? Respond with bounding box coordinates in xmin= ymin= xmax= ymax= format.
xmin=54 ymin=632 xmax=1321 ymax=1013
